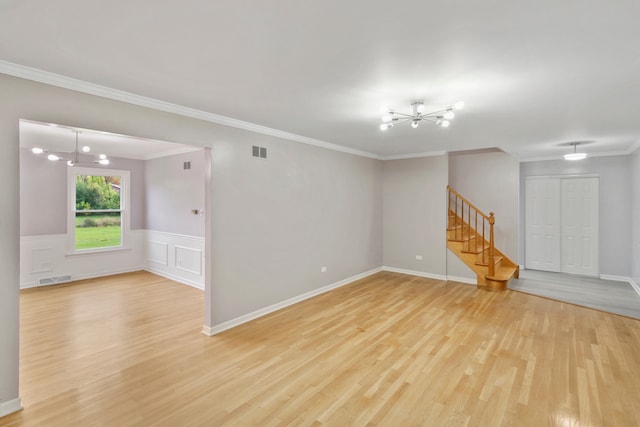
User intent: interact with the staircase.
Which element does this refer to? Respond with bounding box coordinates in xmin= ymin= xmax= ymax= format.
xmin=447 ymin=185 xmax=519 ymax=291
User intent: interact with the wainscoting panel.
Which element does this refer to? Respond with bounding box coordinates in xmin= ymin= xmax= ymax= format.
xmin=144 ymin=230 xmax=205 ymax=290
xmin=20 ymin=231 xmax=146 ymax=289
xmin=147 ymin=241 xmax=169 ymax=266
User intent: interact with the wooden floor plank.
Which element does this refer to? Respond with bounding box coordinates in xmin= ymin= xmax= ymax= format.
xmin=1 ymin=270 xmax=639 ymax=426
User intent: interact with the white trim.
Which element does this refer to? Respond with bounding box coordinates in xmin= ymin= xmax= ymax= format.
xmin=381 ymin=266 xmax=448 ymax=281
xmin=202 ymin=267 xmax=383 ymax=336
xmin=600 ymin=274 xmax=632 ymax=282
xmin=174 ymin=245 xmax=202 ymax=275
xmin=21 ymin=266 xmax=145 ymax=289
xmin=0 ymin=60 xmax=380 ymax=160
xmin=600 ymin=275 xmax=640 ymax=298
xmin=0 ymin=398 xmax=22 ymax=418
xmin=144 ymin=267 xmax=204 ymax=291
xmin=380 ymin=150 xmax=447 ymax=160
xmin=629 ymin=279 xmax=640 ymax=298
xmin=146 ymin=241 xmax=169 ymax=266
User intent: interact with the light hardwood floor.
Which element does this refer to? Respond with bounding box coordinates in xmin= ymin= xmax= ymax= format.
xmin=2 ymin=271 xmax=639 ymax=426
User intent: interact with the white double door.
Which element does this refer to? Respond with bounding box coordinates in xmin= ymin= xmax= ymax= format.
xmin=525 ymin=176 xmax=599 ymax=276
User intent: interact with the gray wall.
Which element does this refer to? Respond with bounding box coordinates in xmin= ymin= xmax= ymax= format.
xmin=20 ymin=148 xmax=146 ymax=236
xmin=211 ymin=138 xmax=382 ymax=322
xmin=632 ymin=149 xmax=640 ymax=283
xmin=0 ymin=73 xmax=383 ymax=407
xmin=145 ymin=150 xmax=204 ymax=237
xmin=382 ymin=155 xmax=448 ymax=275
xmin=520 ymin=155 xmax=632 ymax=276
xmin=448 ymin=149 xmax=520 ymax=261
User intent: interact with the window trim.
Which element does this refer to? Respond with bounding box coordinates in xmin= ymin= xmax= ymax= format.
xmin=66 ymin=167 xmax=131 ymax=255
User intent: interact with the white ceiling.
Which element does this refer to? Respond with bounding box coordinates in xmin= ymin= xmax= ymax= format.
xmin=2 ymin=1 xmax=640 ymax=160
xmin=19 ymin=120 xmax=200 ymax=160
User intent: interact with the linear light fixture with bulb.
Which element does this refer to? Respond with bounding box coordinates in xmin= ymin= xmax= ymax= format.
xmin=380 ymin=100 xmax=464 ymax=131
xmin=564 ymin=142 xmax=588 ymax=161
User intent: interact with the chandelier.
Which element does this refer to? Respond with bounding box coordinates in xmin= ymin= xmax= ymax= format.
xmin=30 ymin=130 xmax=110 ymax=166
xmin=379 ymin=100 xmax=464 ymax=131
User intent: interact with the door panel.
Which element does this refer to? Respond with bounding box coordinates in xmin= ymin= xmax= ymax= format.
xmin=525 ymin=178 xmax=561 ymax=271
xmin=561 ymin=177 xmax=599 ymax=276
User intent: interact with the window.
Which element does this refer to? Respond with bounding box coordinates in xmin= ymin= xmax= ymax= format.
xmin=67 ymin=167 xmax=130 ymax=253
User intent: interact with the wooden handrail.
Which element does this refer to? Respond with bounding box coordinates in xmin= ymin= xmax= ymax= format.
xmin=447 ymin=185 xmax=491 ymax=222
xmin=447 ymin=186 xmax=496 ymax=273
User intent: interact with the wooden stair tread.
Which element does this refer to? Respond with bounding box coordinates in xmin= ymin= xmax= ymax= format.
xmin=485 ymin=266 xmax=518 ymax=281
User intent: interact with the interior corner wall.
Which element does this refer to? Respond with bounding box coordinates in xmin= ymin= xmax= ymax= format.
xmin=448 ymin=150 xmax=520 ymax=263
xmin=631 ymin=149 xmax=640 ymax=283
xmin=519 ymin=155 xmax=632 ymax=277
xmin=382 ymin=155 xmax=448 ymax=276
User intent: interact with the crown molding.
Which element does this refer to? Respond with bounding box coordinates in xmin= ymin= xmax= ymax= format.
xmin=380 ymin=150 xmax=447 ymax=160
xmin=0 ymin=60 xmax=381 ymax=160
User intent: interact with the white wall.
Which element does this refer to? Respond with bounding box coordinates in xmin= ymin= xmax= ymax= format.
xmin=631 ymin=149 xmax=640 ymax=284
xmin=0 ymin=73 xmax=384 ymax=409
xmin=145 ymin=150 xmax=205 ymax=237
xmin=520 ymin=155 xmax=632 ymax=277
xmin=448 ymin=149 xmax=520 ymax=261
xmin=382 ymin=155 xmax=448 ymax=277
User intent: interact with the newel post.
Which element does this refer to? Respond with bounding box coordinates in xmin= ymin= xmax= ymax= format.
xmin=488 ymin=212 xmax=496 ymax=276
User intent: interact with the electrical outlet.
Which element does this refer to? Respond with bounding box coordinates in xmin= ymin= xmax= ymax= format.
xmin=321 ymin=266 xmax=327 ymax=273
xmin=416 ymin=255 xmax=423 ymax=260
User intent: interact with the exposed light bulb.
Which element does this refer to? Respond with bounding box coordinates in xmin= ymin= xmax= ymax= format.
xmin=411 ymin=120 xmax=420 ymax=129
xmin=416 ymin=103 xmax=425 ymax=114
xmin=382 ymin=115 xmax=392 ymax=123
xmin=31 ymin=147 xmax=44 ymax=154
xmin=443 ymin=111 xmax=455 ymax=120
xmin=380 ymin=123 xmax=389 ymax=131
xmin=67 ymin=160 xmax=75 ymax=166
xmin=98 ymin=158 xmax=110 ymax=165
xmin=453 ymin=101 xmax=465 ymax=110
xmin=82 ymin=145 xmax=91 ymax=153
xmin=47 ymin=154 xmax=59 ymax=161
xmin=99 ymin=154 xmax=107 ymax=160
xmin=439 ymin=120 xmax=450 ymax=128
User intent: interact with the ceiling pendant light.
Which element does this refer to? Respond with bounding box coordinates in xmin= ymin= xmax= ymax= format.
xmin=564 ymin=142 xmax=587 ymax=161
xmin=30 ymin=130 xmax=110 ymax=166
xmin=379 ymin=99 xmax=464 ymax=130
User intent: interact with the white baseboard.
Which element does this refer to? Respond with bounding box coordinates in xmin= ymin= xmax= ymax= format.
xmin=21 ymin=266 xmax=145 ymax=289
xmin=202 ymin=267 xmax=383 ymax=336
xmin=381 ymin=266 xmax=448 ymax=281
xmin=628 ymin=279 xmax=640 ymax=297
xmin=144 ymin=267 xmax=204 ymax=290
xmin=0 ymin=398 xmax=22 ymax=418
xmin=601 ymin=274 xmax=640 ymax=298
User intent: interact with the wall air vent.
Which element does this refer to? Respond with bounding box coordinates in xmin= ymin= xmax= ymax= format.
xmin=39 ymin=275 xmax=72 ymax=286
xmin=251 ymin=145 xmax=267 ymax=159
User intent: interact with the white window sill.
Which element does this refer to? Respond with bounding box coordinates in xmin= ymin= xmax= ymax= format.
xmin=65 ymin=245 xmax=132 ymax=257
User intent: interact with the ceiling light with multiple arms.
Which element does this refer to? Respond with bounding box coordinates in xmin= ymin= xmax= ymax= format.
xmin=380 ymin=100 xmax=464 ymax=131
xmin=31 ymin=131 xmax=110 ymax=166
